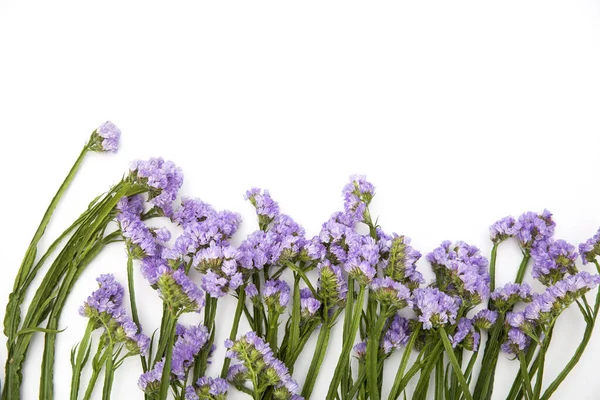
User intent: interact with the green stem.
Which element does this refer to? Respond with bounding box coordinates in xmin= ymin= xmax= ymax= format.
xmin=326 ymin=285 xmax=365 ymax=399
xmin=366 ymin=311 xmax=388 ymax=400
xmin=102 ymin=341 xmax=115 ymax=400
xmin=220 ymin=289 xmax=246 ymax=378
xmin=439 ymin=327 xmax=473 ymax=400
xmin=489 ymin=243 xmax=499 ymax=293
xmin=515 ymin=253 xmax=531 ymax=284
xmin=340 ymin=278 xmax=355 ymax=399
xmin=70 ymin=319 xmax=96 ymax=400
xmin=388 ymin=326 xmax=421 ymax=400
xmin=158 ymin=311 xmax=178 ymax=400
xmin=301 ymin=306 xmax=331 ymax=399
xmin=286 ymin=275 xmax=301 ymax=364
xmin=519 ymin=353 xmax=534 ymax=400
xmin=126 ymin=251 xmax=147 ymax=372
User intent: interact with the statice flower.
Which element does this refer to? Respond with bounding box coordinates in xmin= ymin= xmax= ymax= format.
xmin=506 ymin=311 xmax=535 ymax=335
xmin=353 ymin=340 xmax=367 ymax=359
xmin=473 ymin=309 xmax=498 ymax=330
xmin=382 ymin=315 xmax=412 ymax=354
xmin=369 ymin=277 xmax=412 ymax=310
xmin=524 ymin=272 xmax=600 ymax=325
xmin=245 ymin=188 xmax=280 ymax=229
xmin=342 ymin=175 xmax=375 ymax=222
xmin=116 ymin=195 xmax=161 ymax=258
xmin=413 ymin=288 xmax=461 ymax=330
xmin=501 ymin=328 xmax=530 ymax=355
xmin=263 ymin=279 xmax=291 ymax=313
xmin=129 ymin=157 xmax=184 ymax=217
xmin=579 ymin=228 xmax=600 ymax=265
xmin=531 ymin=239 xmax=578 ymax=285
xmin=490 ymin=282 xmax=532 ymax=311
xmin=318 ymin=212 xmax=361 ymax=264
xmin=344 ymin=235 xmax=380 ymax=285
xmin=225 ymin=332 xmax=302 ymax=399
xmin=300 ymin=288 xmax=321 ymax=319
xmin=80 ymin=275 xmax=149 ymax=355
xmin=245 ymin=283 xmax=259 ymax=302
xmin=512 ymin=210 xmax=555 ymax=250
xmin=268 ymin=214 xmax=307 ymax=263
xmin=449 ymin=318 xmax=480 ymax=351
xmin=427 ymin=241 xmax=490 ymax=306
xmin=489 ymin=216 xmax=515 ymax=244
xmin=172 ymin=198 xmax=216 ymax=227
xmin=89 ymin=121 xmax=121 ymax=153
xmin=194 ymin=242 xmax=243 ymax=298
xmin=317 ymin=261 xmax=348 ymax=306
xmin=379 ymin=232 xmax=423 ymax=290
xmin=138 ymin=360 xmax=164 ymax=394
xmin=185 ymin=377 xmax=229 ymax=400
xmin=171 ymin=325 xmax=210 ymax=379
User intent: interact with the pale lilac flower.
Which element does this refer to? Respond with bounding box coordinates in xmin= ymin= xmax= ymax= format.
xmin=342 ymin=175 xmax=375 ymax=222
xmin=171 ymin=325 xmax=209 ymax=379
xmin=512 ymin=210 xmax=555 ymax=250
xmin=413 ymin=288 xmax=461 ymax=330
xmin=370 ymin=277 xmax=412 ymax=309
xmin=473 ymin=309 xmax=498 ymax=330
xmin=129 ymin=157 xmax=184 ymax=217
xmin=531 ymin=239 xmax=578 ymax=285
xmin=489 ymin=216 xmax=515 ymax=244
xmin=449 ymin=318 xmax=480 ymax=351
xmin=579 ymin=228 xmax=600 ymax=265
xmin=90 ymin=121 xmax=121 ymax=153
xmin=501 ymin=328 xmax=530 ymax=355
xmin=300 ymin=288 xmax=321 ymax=318
xmin=382 ymin=315 xmax=411 ymax=354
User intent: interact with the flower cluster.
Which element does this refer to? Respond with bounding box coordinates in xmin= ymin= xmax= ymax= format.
xmin=413 ymin=288 xmax=461 ymax=330
xmin=579 ymin=228 xmax=600 ymax=265
xmin=263 ymin=279 xmax=291 ymax=313
xmin=342 ymin=175 xmax=375 ymax=222
xmin=225 ymin=332 xmax=303 ymax=399
xmin=473 ymin=309 xmax=498 ymax=330
xmin=316 ymin=261 xmax=348 ymax=306
xmin=369 ymin=277 xmax=411 ymax=310
xmin=89 ymin=121 xmax=121 ymax=153
xmin=427 ymin=241 xmax=490 ymax=306
xmin=449 ymin=318 xmax=480 ymax=351
xmin=79 ymin=274 xmax=149 ymax=355
xmin=344 ymin=234 xmax=380 ymax=285
xmin=380 ymin=233 xmax=423 ymax=289
xmin=128 ymin=157 xmax=184 ymax=217
xmin=194 ymin=242 xmax=243 ymax=298
xmin=531 ymin=239 xmax=578 ymax=285
xmin=172 ymin=324 xmax=210 ymax=378
xmin=489 ymin=216 xmax=516 ymax=244
xmin=185 ymin=376 xmax=229 ymax=400
xmin=300 ymin=288 xmax=321 ymax=320
xmin=245 ymin=188 xmax=281 ymax=229
xmin=142 ymin=262 xmax=205 ymax=313
xmin=490 ymin=282 xmax=532 ymax=312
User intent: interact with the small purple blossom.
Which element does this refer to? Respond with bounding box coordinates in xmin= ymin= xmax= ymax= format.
xmin=129 ymin=157 xmax=184 ymax=217
xmin=344 ymin=235 xmax=379 ymax=284
xmin=489 ymin=216 xmax=515 ymax=244
xmin=427 ymin=241 xmax=490 ymax=305
xmin=473 ymin=309 xmax=498 ymax=330
xmin=117 ymin=195 xmax=159 ymax=258
xmin=512 ymin=210 xmax=555 ymax=250
xmin=138 ymin=360 xmax=164 ymax=394
xmin=490 ymin=282 xmax=532 ymax=311
xmin=449 ymin=318 xmax=480 ymax=351
xmin=382 ymin=315 xmax=412 ymax=354
xmin=370 ymin=277 xmax=412 ymax=310
xmin=245 ymin=188 xmax=280 ymax=228
xmin=79 ymin=274 xmax=124 ymax=316
xmin=245 ymin=283 xmax=259 ymax=300
xmin=91 ymin=121 xmax=121 ymax=153
xmin=501 ymin=328 xmax=530 ymax=355
xmin=579 ymin=228 xmax=600 ymax=265
xmin=300 ymin=288 xmax=321 ymax=318
xmin=531 ymin=239 xmax=578 ymax=285
xmin=353 ymin=340 xmax=367 ymax=359
xmin=342 ymin=175 xmax=375 ymax=222
xmin=413 ymin=288 xmax=461 ymax=330
xmin=171 ymin=325 xmax=209 ymax=379
xmin=263 ymin=279 xmax=291 ymax=311
xmin=185 ymin=377 xmax=229 ymax=400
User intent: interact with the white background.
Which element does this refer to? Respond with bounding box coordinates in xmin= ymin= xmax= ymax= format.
xmin=1 ymin=1 xmax=600 ymax=399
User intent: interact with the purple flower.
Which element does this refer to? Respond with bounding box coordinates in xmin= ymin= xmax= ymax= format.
xmin=427 ymin=241 xmax=490 ymax=306
xmin=79 ymin=274 xmax=124 ymax=317
xmin=238 ymin=231 xmax=272 ymax=271
xmin=489 ymin=216 xmax=515 ymax=244
xmin=490 ymin=283 xmax=532 ymax=311
xmin=353 ymin=340 xmax=367 ymax=359
xmin=370 ymin=277 xmax=412 ymax=310
xmin=382 ymin=315 xmax=412 ymax=354
xmin=90 ymin=121 xmax=121 ymax=153
xmin=344 ymin=235 xmax=379 ymax=284
xmin=449 ymin=318 xmax=480 ymax=351
xmin=473 ymin=309 xmax=498 ymax=330
xmin=172 ymin=198 xmax=216 ymax=227
xmin=342 ymin=175 xmax=375 ymax=222
xmin=579 ymin=228 xmax=600 ymax=265
xmin=129 ymin=157 xmax=184 ymax=217
xmin=226 ymin=364 xmax=248 ymax=383
xmin=512 ymin=210 xmax=555 ymax=250
xmin=531 ymin=239 xmax=578 ymax=285
xmin=117 ymin=195 xmax=160 ymax=258
xmin=268 ymin=214 xmax=307 ymax=263
xmin=413 ymin=288 xmax=461 ymax=330
xmin=194 ymin=242 xmax=243 ymax=298
xmin=263 ymin=279 xmax=291 ymax=311
xmin=171 ymin=325 xmax=209 ymax=379
xmin=245 ymin=283 xmax=259 ymax=301
xmin=138 ymin=360 xmax=164 ymax=394
xmin=245 ymin=188 xmax=280 ymax=228
xmin=501 ymin=328 xmax=530 ymax=355
xmin=186 ymin=377 xmax=229 ymax=400
xmin=300 ymin=288 xmax=321 ymax=318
